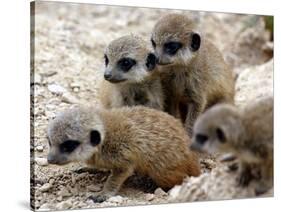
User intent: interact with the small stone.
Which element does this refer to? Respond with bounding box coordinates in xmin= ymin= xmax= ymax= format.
xmin=48 ymin=84 xmax=66 ymax=95
xmin=145 ymin=193 xmax=155 ymax=201
xmin=57 ymin=187 xmax=72 ymax=197
xmin=154 ymin=188 xmax=167 ymax=196
xmin=88 ymin=184 xmax=102 ymax=192
xmin=39 ymin=183 xmax=52 ymax=192
xmin=61 ymin=92 xmax=79 ymax=104
xmin=56 ymin=199 xmax=72 ymax=210
xmin=73 ymin=87 xmax=80 ymax=93
xmin=49 ymin=178 xmax=55 ymax=185
xmin=168 ymin=185 xmax=181 ymax=199
xmin=35 ymin=157 xmax=48 ymax=166
xmin=36 ymin=145 xmax=44 ymax=152
xmin=39 ymin=203 xmax=52 ymax=210
xmin=107 ymin=195 xmax=124 ymax=203
xmin=33 ymin=73 xmax=42 ymax=85
xmin=70 ymin=82 xmax=80 ymax=88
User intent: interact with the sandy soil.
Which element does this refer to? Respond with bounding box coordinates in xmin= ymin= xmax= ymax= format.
xmin=31 ymin=1 xmax=273 ymax=211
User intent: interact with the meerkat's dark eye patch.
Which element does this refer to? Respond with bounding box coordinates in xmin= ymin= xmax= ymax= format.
xmin=90 ymin=130 xmax=101 ymax=146
xmin=190 ymin=33 xmax=201 ymax=51
xmin=146 ymin=53 xmax=157 ymax=71
xmin=59 ymin=139 xmax=80 ymax=154
xmin=117 ymin=58 xmax=136 ymax=72
xmin=104 ymin=54 xmax=109 ymax=66
xmin=151 ymin=38 xmax=156 ymax=48
xmin=216 ymin=128 xmax=226 ymax=143
xmin=195 ymin=134 xmax=208 ymax=145
xmin=164 ymin=42 xmax=183 ymax=55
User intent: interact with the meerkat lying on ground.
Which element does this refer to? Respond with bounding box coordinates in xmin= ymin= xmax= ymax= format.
xmin=191 ymin=96 xmax=273 ymax=194
xmin=98 ymin=35 xmax=164 ymax=110
xmin=151 ymin=13 xmax=235 ymax=136
xmin=47 ymin=105 xmax=201 ymax=202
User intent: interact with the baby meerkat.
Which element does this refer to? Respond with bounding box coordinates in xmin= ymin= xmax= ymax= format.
xmin=47 ymin=105 xmax=201 ymax=202
xmin=151 ymin=13 xmax=235 ymax=135
xmin=99 ymin=35 xmax=164 ymax=110
xmin=191 ymin=96 xmax=273 ymax=194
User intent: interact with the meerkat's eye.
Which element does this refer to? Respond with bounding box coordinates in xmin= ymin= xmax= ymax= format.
xmin=216 ymin=128 xmax=226 ymax=143
xmin=104 ymin=54 xmax=109 ymax=66
xmin=117 ymin=58 xmax=136 ymax=72
xmin=59 ymin=139 xmax=80 ymax=153
xmin=151 ymin=38 xmax=156 ymax=48
xmin=164 ymin=42 xmax=183 ymax=55
xmin=195 ymin=134 xmax=208 ymax=145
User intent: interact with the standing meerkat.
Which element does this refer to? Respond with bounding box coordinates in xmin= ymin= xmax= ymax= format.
xmin=98 ymin=35 xmax=164 ymax=110
xmin=47 ymin=106 xmax=201 ymax=203
xmin=191 ymin=96 xmax=273 ymax=194
xmin=151 ymin=13 xmax=235 ymax=135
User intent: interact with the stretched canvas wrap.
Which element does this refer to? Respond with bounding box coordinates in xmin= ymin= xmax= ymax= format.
xmin=30 ymin=1 xmax=274 ymax=211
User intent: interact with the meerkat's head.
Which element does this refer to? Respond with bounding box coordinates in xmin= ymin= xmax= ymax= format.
xmin=103 ymin=35 xmax=158 ymax=84
xmin=47 ymin=106 xmax=105 ymax=165
xmin=190 ymin=104 xmax=245 ymax=155
xmin=151 ymin=13 xmax=201 ymax=66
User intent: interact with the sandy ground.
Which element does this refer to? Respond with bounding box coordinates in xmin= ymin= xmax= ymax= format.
xmin=31 ymin=1 xmax=273 ymax=211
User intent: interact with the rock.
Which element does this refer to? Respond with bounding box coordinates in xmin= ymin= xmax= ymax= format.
xmin=35 ymin=157 xmax=48 ymax=166
xmin=35 ymin=145 xmax=44 ymax=152
xmin=107 ymin=195 xmax=125 ymax=203
xmin=61 ymin=92 xmax=79 ymax=104
xmin=88 ymin=184 xmax=102 ymax=192
xmin=70 ymin=82 xmax=80 ymax=88
xmin=145 ymin=193 xmax=155 ymax=201
xmin=56 ymin=199 xmax=72 ymax=210
xmin=235 ymin=59 xmax=273 ymax=107
xmin=154 ymin=188 xmax=167 ymax=196
xmin=48 ymin=84 xmax=66 ymax=95
xmin=39 ymin=183 xmax=52 ymax=192
xmin=39 ymin=203 xmax=52 ymax=210
xmin=33 ymin=73 xmax=42 ymax=85
xmin=57 ymin=187 xmax=72 ymax=197
xmin=73 ymin=87 xmax=80 ymax=93
xmin=168 ymin=185 xmax=181 ymax=199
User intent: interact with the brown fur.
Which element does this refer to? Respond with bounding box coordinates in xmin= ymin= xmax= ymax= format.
xmin=151 ymin=14 xmax=235 ymax=135
xmin=47 ymin=105 xmax=200 ymax=202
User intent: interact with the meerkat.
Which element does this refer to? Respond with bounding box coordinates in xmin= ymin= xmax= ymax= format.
xmin=98 ymin=35 xmax=164 ymax=110
xmin=47 ymin=105 xmax=201 ymax=203
xmin=190 ymin=96 xmax=273 ymax=194
xmin=151 ymin=13 xmax=235 ymax=136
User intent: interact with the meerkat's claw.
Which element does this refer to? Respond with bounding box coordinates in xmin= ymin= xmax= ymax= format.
xmin=238 ymin=168 xmax=252 ymax=187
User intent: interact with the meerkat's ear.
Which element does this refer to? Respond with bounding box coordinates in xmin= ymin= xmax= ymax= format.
xmin=190 ymin=32 xmax=201 ymax=52
xmin=146 ymin=53 xmax=157 ymax=71
xmin=90 ymin=130 xmax=101 ymax=146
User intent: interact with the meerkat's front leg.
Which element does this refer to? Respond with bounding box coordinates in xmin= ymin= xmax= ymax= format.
xmin=185 ymin=96 xmax=206 ymax=136
xmin=89 ymin=166 xmax=134 ymax=203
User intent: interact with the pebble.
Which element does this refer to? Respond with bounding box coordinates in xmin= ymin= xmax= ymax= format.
xmin=56 ymin=199 xmax=72 ymax=210
xmin=88 ymin=184 xmax=102 ymax=192
xmin=57 ymin=187 xmax=72 ymax=197
xmin=107 ymin=195 xmax=124 ymax=203
xmin=168 ymin=185 xmax=181 ymax=199
xmin=39 ymin=203 xmax=52 ymax=210
xmin=73 ymin=87 xmax=80 ymax=93
xmin=145 ymin=193 xmax=155 ymax=201
xmin=35 ymin=157 xmax=48 ymax=166
xmin=70 ymin=82 xmax=80 ymax=88
xmin=39 ymin=183 xmax=52 ymax=192
xmin=154 ymin=188 xmax=167 ymax=196
xmin=48 ymin=84 xmax=66 ymax=95
xmin=35 ymin=145 xmax=44 ymax=152
xmin=61 ymin=92 xmax=79 ymax=104
xmin=33 ymin=73 xmax=42 ymax=85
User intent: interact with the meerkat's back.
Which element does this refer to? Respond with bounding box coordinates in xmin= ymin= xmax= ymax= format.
xmin=99 ymin=106 xmax=201 ymax=189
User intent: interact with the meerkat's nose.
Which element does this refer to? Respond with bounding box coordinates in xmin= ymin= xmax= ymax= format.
xmin=47 ymin=154 xmax=57 ymax=164
xmin=104 ymin=72 xmax=112 ymax=80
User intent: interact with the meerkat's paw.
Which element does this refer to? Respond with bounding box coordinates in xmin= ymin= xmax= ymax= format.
xmin=237 ymin=167 xmax=252 ymax=187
